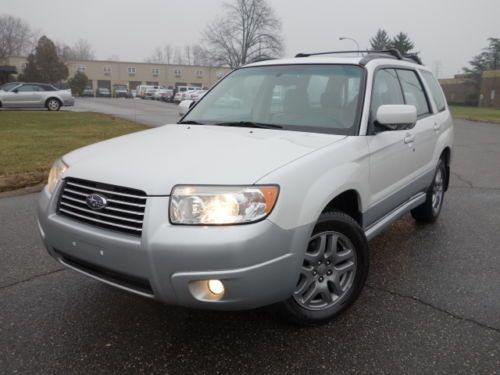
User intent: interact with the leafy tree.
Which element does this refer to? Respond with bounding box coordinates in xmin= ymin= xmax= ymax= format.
xmin=202 ymin=0 xmax=284 ymax=68
xmin=390 ymin=32 xmax=416 ymax=55
xmin=19 ymin=35 xmax=68 ymax=83
xmin=369 ymin=29 xmax=391 ymax=51
xmin=68 ymin=71 xmax=88 ymax=96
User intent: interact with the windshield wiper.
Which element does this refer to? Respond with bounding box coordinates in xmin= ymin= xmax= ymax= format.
xmin=178 ymin=120 xmax=203 ymax=125
xmin=213 ymin=121 xmax=283 ymax=129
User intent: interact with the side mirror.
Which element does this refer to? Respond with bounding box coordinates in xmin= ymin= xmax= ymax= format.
xmin=375 ymin=105 xmax=417 ymax=131
xmin=178 ymin=100 xmax=194 ymax=116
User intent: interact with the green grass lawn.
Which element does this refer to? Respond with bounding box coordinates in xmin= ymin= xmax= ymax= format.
xmin=0 ymin=111 xmax=146 ymax=192
xmin=449 ymin=106 xmax=500 ymax=124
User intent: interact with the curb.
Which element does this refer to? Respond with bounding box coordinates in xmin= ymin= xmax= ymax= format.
xmin=0 ymin=184 xmax=45 ymax=199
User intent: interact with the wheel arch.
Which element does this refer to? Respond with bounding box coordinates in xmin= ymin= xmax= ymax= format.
xmin=322 ymin=189 xmax=363 ymax=226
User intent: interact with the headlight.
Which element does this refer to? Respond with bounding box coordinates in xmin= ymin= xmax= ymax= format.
xmin=170 ymin=185 xmax=279 ymax=225
xmin=47 ymin=158 xmax=68 ymax=194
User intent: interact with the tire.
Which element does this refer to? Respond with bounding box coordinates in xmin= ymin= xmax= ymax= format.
xmin=46 ymin=98 xmax=61 ymax=111
xmin=278 ymin=211 xmax=369 ymax=326
xmin=411 ymin=159 xmax=446 ymax=223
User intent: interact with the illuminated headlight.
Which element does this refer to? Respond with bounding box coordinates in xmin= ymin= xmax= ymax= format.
xmin=47 ymin=158 xmax=68 ymax=194
xmin=170 ymin=185 xmax=279 ymax=225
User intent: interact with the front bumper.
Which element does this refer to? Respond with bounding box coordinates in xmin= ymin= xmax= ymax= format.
xmin=37 ymin=186 xmax=312 ymax=310
xmin=64 ymin=97 xmax=75 ymax=107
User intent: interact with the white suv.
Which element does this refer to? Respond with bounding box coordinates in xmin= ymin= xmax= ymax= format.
xmin=38 ymin=50 xmax=453 ymax=325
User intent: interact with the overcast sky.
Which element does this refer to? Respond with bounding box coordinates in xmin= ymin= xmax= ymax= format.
xmin=2 ymin=0 xmax=499 ymax=78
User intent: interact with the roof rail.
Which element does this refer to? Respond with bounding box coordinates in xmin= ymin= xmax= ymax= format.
xmin=295 ymin=49 xmax=423 ymax=66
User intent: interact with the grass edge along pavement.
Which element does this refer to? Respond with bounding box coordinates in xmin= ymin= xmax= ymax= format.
xmin=0 ymin=111 xmax=146 ymax=192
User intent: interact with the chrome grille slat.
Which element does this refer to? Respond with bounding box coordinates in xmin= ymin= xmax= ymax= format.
xmin=59 ymin=202 xmax=144 ymax=224
xmin=58 ymin=178 xmax=146 ymax=236
xmin=66 ymin=181 xmax=147 ymax=199
xmin=61 ymin=195 xmax=144 ymax=215
xmin=59 ymin=208 xmax=142 ymax=232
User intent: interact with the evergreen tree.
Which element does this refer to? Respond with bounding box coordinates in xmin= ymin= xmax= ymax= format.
xmin=68 ymin=71 xmax=89 ymax=96
xmin=18 ymin=35 xmax=68 ymax=83
xmin=369 ymin=29 xmax=391 ymax=51
xmin=390 ymin=32 xmax=416 ymax=55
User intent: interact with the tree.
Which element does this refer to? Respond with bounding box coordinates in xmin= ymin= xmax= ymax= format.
xmin=369 ymin=29 xmax=391 ymax=51
xmin=68 ymin=71 xmax=89 ymax=96
xmin=463 ymin=38 xmax=500 ymax=102
xmin=19 ymin=36 xmax=68 ymax=83
xmin=390 ymin=32 xmax=416 ymax=55
xmin=202 ymin=0 xmax=284 ymax=68
xmin=0 ymin=14 xmax=36 ymax=59
xmin=58 ymin=39 xmax=95 ymax=61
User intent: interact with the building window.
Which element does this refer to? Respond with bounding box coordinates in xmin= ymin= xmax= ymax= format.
xmin=128 ymin=67 xmax=136 ymax=75
xmin=77 ymin=65 xmax=86 ymax=72
xmin=196 ymin=70 xmax=203 ymax=78
xmin=104 ymin=66 xmax=112 ymax=75
xmin=152 ymin=68 xmax=160 ymax=77
xmin=174 ymin=69 xmax=182 ymax=77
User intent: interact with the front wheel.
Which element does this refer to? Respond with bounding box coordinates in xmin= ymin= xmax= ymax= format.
xmin=411 ymin=159 xmax=447 ymax=223
xmin=278 ymin=211 xmax=369 ymax=326
xmin=46 ymin=98 xmax=61 ymax=111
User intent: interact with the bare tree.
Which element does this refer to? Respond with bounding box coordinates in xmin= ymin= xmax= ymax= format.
xmin=0 ymin=14 xmax=35 ymax=59
xmin=173 ymin=46 xmax=184 ymax=64
xmin=202 ymin=0 xmax=283 ymax=68
xmin=145 ymin=44 xmax=174 ymax=64
xmin=184 ymin=45 xmax=192 ymax=65
xmin=58 ymin=39 xmax=95 ymax=61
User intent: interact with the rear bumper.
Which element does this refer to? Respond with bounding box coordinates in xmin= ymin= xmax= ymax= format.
xmin=37 ymin=186 xmax=312 ymax=310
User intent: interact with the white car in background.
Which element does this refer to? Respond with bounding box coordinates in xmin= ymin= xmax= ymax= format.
xmin=0 ymin=82 xmax=74 ymax=111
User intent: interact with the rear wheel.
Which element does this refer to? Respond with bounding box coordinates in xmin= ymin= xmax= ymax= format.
xmin=411 ymin=159 xmax=446 ymax=223
xmin=278 ymin=211 xmax=369 ymax=326
xmin=46 ymin=98 xmax=61 ymax=111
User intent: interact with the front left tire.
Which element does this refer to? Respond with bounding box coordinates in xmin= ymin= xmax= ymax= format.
xmin=46 ymin=98 xmax=61 ymax=111
xmin=278 ymin=210 xmax=369 ymax=326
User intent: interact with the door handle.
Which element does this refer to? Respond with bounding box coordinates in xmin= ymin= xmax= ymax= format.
xmin=433 ymin=123 xmax=441 ymax=132
xmin=404 ymin=133 xmax=415 ymax=144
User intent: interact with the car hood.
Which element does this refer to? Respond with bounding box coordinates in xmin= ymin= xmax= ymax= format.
xmin=63 ymin=124 xmax=345 ymax=195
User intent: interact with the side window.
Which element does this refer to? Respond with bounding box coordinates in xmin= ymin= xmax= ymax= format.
xmin=421 ymin=70 xmax=446 ymax=112
xmin=17 ymin=84 xmax=38 ymax=92
xmin=371 ymin=69 xmax=405 ymax=116
xmin=396 ymin=70 xmax=430 ymax=116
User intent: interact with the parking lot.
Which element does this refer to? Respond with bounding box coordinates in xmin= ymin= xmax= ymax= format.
xmin=1 ymin=118 xmax=499 ymax=374
xmin=69 ymin=98 xmax=182 ymax=126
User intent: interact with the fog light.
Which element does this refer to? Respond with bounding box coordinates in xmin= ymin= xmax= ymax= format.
xmin=207 ymin=279 xmax=224 ymax=296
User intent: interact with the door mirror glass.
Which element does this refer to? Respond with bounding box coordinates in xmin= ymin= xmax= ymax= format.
xmin=375 ymin=105 xmax=417 ymax=131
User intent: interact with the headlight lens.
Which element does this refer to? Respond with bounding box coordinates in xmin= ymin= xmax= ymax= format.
xmin=170 ymin=185 xmax=279 ymax=225
xmin=47 ymin=158 xmax=68 ymax=194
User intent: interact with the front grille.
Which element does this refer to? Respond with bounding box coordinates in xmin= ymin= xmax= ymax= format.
xmin=57 ymin=178 xmax=146 ymax=236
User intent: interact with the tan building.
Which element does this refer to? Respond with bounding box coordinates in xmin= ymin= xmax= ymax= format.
xmin=2 ymin=56 xmax=232 ymax=92
xmin=479 ymin=70 xmax=500 ymax=108
xmin=439 ymin=74 xmax=477 ymax=106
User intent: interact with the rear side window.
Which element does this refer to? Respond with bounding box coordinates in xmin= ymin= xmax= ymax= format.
xmin=421 ymin=70 xmax=446 ymax=112
xmin=371 ymin=69 xmax=405 ymax=116
xmin=396 ymin=70 xmax=430 ymax=117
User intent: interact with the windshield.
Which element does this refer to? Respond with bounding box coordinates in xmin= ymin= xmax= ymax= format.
xmin=183 ymin=64 xmax=365 ymax=135
xmin=0 ymin=82 xmax=20 ymax=92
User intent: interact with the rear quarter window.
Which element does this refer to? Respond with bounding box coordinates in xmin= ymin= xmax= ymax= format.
xmin=421 ymin=70 xmax=446 ymax=112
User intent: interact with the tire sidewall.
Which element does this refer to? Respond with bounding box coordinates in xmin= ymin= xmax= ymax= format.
xmin=47 ymin=99 xmax=61 ymax=111
xmin=281 ymin=212 xmax=369 ymax=325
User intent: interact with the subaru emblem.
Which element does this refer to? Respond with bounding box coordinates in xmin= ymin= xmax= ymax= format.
xmin=86 ymin=193 xmax=108 ymax=210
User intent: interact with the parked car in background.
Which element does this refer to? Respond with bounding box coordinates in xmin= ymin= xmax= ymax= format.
xmin=189 ymin=90 xmax=208 ymax=102
xmin=153 ymin=88 xmax=174 ymax=102
xmin=0 ymin=82 xmax=74 ymax=111
xmin=96 ymin=87 xmax=111 ymax=98
xmin=174 ymin=86 xmax=201 ymax=103
xmin=145 ymin=87 xmax=159 ymax=100
xmin=130 ymin=89 xmax=137 ymax=98
xmin=82 ymin=88 xmax=94 ymax=97
xmin=136 ymin=85 xmax=156 ymax=99
xmin=113 ymin=85 xmax=129 ymax=98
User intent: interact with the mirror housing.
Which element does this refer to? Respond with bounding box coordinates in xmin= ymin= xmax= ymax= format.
xmin=375 ymin=105 xmax=417 ymax=131
xmin=178 ymin=100 xmax=194 ymax=116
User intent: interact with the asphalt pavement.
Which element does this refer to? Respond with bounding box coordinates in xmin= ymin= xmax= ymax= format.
xmin=1 ymin=119 xmax=499 ymax=374
xmin=68 ymin=97 xmax=182 ymax=126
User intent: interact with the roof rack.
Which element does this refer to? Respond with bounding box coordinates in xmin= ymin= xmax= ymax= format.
xmin=295 ymin=49 xmax=423 ymax=66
